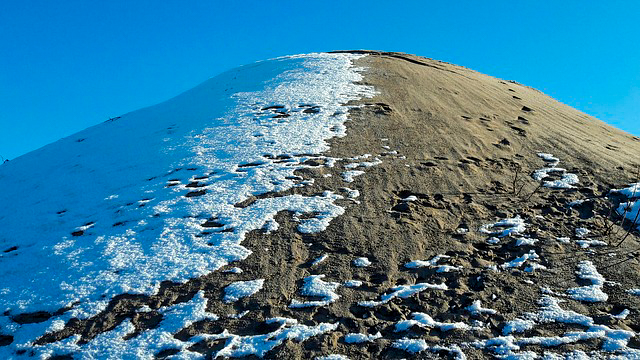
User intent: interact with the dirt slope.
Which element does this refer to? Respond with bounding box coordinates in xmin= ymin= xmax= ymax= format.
xmin=16 ymin=52 xmax=640 ymax=359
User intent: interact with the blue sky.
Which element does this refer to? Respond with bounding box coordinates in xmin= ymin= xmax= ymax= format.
xmin=1 ymin=1 xmax=638 ymax=160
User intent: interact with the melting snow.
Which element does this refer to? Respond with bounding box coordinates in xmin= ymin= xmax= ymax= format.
xmin=345 ymin=157 xmax=382 ymax=169
xmin=223 ymin=279 xmax=264 ymax=303
xmin=616 ymin=200 xmax=640 ymax=232
xmin=343 ymin=280 xmax=363 ymax=288
xmin=343 ymin=332 xmax=382 ymax=343
xmin=22 ymin=291 xmax=217 ymax=359
xmin=612 ymin=309 xmax=630 ymax=320
xmin=532 ymin=153 xmax=579 ymax=189
xmin=575 ymin=227 xmax=591 ymax=238
xmin=195 ymin=317 xmax=339 ymax=358
xmin=405 ymin=254 xmax=450 ymax=269
xmin=311 ymin=254 xmax=329 ymax=266
xmin=576 ymin=239 xmax=607 ymax=248
xmin=501 ymin=250 xmax=543 ymax=270
xmin=341 ymin=170 xmax=365 ymax=183
xmin=611 ymin=183 xmax=640 ymax=198
xmin=223 ymin=267 xmax=243 ymax=274
xmin=289 ymin=275 xmax=341 ymax=308
xmin=566 ymin=261 xmax=607 ymax=302
xmin=395 ymin=312 xmax=470 ymax=332
xmin=466 ymin=300 xmax=497 ymax=315
xmin=515 ymin=237 xmax=538 ymax=246
xmin=352 ymin=257 xmax=371 ymax=267
xmin=392 ymin=338 xmax=428 ymax=353
xmin=537 ymin=153 xmax=560 ymax=166
xmin=358 ymin=282 xmax=447 ymax=307
xmin=0 ymin=52 xmax=376 ymax=355
xmin=316 ymin=355 xmax=350 ymax=360
xmin=480 ymin=216 xmax=526 ymax=237
xmin=627 ymin=289 xmax=640 ymax=296
xmin=503 ymin=318 xmax=535 ymax=335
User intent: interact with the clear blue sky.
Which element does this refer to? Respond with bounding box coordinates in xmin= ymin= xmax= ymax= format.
xmin=1 ymin=1 xmax=638 ymax=160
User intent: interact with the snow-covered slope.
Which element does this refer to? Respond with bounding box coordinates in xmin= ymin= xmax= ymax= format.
xmin=0 ymin=53 xmax=375 ymax=357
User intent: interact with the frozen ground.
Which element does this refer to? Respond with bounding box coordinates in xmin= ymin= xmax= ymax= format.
xmin=0 ymin=52 xmax=376 ymax=358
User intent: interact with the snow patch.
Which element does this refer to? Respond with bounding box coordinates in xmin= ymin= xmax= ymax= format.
xmin=223 ymin=279 xmax=264 ymax=303
xmin=343 ymin=332 xmax=382 ymax=343
xmin=480 ymin=216 xmax=526 ymax=237
xmin=358 ymin=282 xmax=447 ymax=307
xmin=353 ymin=257 xmax=371 ymax=267
xmin=290 ymin=275 xmax=340 ymax=308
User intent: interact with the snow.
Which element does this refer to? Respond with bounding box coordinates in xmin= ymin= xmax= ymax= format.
xmin=568 ymin=199 xmax=586 ymax=207
xmin=0 ymin=52 xmax=376 ymax=355
xmin=289 ymin=275 xmax=341 ymax=308
xmin=575 ymin=239 xmax=607 ymax=248
xmin=343 ymin=280 xmax=362 ymax=288
xmin=515 ymin=237 xmax=538 ymax=246
xmin=262 ymin=218 xmax=280 ymax=233
xmin=575 ymin=227 xmax=590 ymax=238
xmin=528 ymin=296 xmax=593 ymax=326
xmin=345 ymin=157 xmax=382 ymax=169
xmin=358 ymin=282 xmax=447 ymax=307
xmin=574 ymin=261 xmax=605 ymax=285
xmin=616 ymin=200 xmax=640 ymax=231
xmin=488 ymin=237 xmax=501 ymax=244
xmin=466 ymin=300 xmax=497 ymax=315
xmin=567 ymin=261 xmax=607 ymax=302
xmin=343 ymin=332 xmax=382 ymax=343
xmin=403 ymin=195 xmax=418 ymax=202
xmin=612 ymin=309 xmax=630 ymax=320
xmin=349 ymin=154 xmax=372 ymax=160
xmin=430 ymin=345 xmax=467 ymax=360
xmin=316 ymin=355 xmax=350 ymax=360
xmin=611 ymin=183 xmax=640 ymax=198
xmin=395 ymin=312 xmax=470 ymax=332
xmin=352 ymin=257 xmax=371 ymax=267
xmin=404 ymin=254 xmax=450 ymax=269
xmin=537 ymin=153 xmax=560 ymax=166
xmin=341 ymin=187 xmax=360 ymax=199
xmin=341 ymin=170 xmax=365 ymax=183
xmin=501 ymin=250 xmax=542 ymax=270
xmin=223 ymin=279 xmax=264 ymax=303
xmin=223 ymin=267 xmax=243 ymax=274
xmin=436 ymin=265 xmax=461 ymax=272
xmin=480 ymin=216 xmax=526 ymax=237
xmin=311 ymin=254 xmax=329 ymax=266
xmin=476 ymin=293 xmax=639 ymax=358
xmin=627 ymin=289 xmax=640 ymax=296
xmin=532 ymin=154 xmax=579 ymax=189
xmin=392 ymin=338 xmax=428 ymax=353
xmin=567 ymin=285 xmax=608 ymax=303
xmin=195 ymin=318 xmax=339 ymax=358
xmin=22 ymin=291 xmax=218 ymax=359
xmin=503 ymin=319 xmax=535 ymax=335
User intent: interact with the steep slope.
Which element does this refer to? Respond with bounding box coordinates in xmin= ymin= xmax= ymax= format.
xmin=2 ymin=51 xmax=640 ymax=359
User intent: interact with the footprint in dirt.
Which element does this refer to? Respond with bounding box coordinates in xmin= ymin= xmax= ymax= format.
xmin=510 ymin=126 xmax=527 ymax=137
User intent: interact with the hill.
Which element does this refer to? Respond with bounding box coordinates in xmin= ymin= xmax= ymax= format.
xmin=1 ymin=51 xmax=640 ymax=359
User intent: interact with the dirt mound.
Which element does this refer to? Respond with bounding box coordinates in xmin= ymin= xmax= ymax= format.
xmin=4 ymin=52 xmax=640 ymax=359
